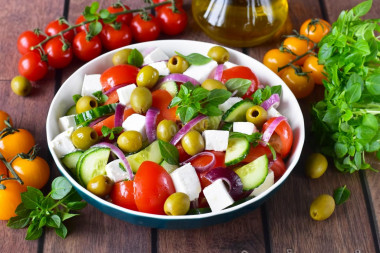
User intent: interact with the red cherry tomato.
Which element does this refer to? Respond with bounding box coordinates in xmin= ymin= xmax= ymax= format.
xmin=194 ymin=151 xmax=225 ymax=189
xmin=133 ymin=161 xmax=175 ymax=214
xmin=44 ymin=37 xmax=73 ymax=69
xmin=100 ymin=64 xmax=139 ymax=92
xmin=130 ymin=14 xmax=161 ymax=42
xmin=110 ymin=180 xmax=138 ymax=211
xmin=100 ymin=23 xmax=132 ymax=51
xmin=75 ymin=15 xmax=90 ymax=34
xmin=18 ymin=52 xmax=48 ymax=81
xmin=269 ymin=157 xmax=286 ymax=181
xmin=262 ymin=118 xmax=293 ymax=158
xmin=152 ymin=0 xmax=183 ymax=11
xmin=152 ymin=90 xmax=177 ymax=122
xmin=45 ymin=19 xmax=75 ymax=43
xmin=107 ymin=4 xmax=132 ymax=25
xmin=17 ymin=31 xmax=46 ymax=55
xmin=156 ymin=6 xmax=187 ymax=36
xmin=221 ymin=66 xmax=259 ymax=99
xmin=72 ymin=31 xmax=102 ymax=62
xmin=176 ymin=143 xmax=191 ymax=163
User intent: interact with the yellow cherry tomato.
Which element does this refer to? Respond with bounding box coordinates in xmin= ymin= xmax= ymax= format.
xmin=279 ymin=66 xmax=315 ymax=99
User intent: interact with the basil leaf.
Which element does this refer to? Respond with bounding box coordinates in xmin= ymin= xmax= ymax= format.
xmin=47 ymin=214 xmax=61 ymax=229
xmin=25 ymin=223 xmax=43 ymax=240
xmin=62 ymin=213 xmax=79 ymax=221
xmin=207 ymin=89 xmax=231 ymax=105
xmin=7 ymin=215 xmax=30 ymax=229
xmin=229 ymin=132 xmax=262 ymax=144
xmin=169 ymin=96 xmax=182 ymax=108
xmin=92 ymin=91 xmax=108 ymax=104
xmin=99 ymin=9 xmax=110 ymax=19
xmin=128 ymin=49 xmax=143 ymax=67
xmin=352 ymin=0 xmax=372 ymax=17
xmin=67 ymin=201 xmax=87 ymax=210
xmin=183 ymin=106 xmax=198 ymax=123
xmin=51 ymin=177 xmax=72 ymax=200
xmin=204 ymin=104 xmax=222 ymax=116
xmin=175 ymin=51 xmax=212 ymax=65
xmin=158 ymin=140 xmax=179 ymax=165
xmin=88 ymin=21 xmax=103 ymax=37
xmin=225 ymin=78 xmax=251 ymax=96
xmin=21 ymin=187 xmax=44 ymax=209
xmin=55 ymin=224 xmax=68 ymax=239
xmin=192 ymin=87 xmax=209 ymax=102
xmin=271 ymin=85 xmax=282 ymax=96
xmin=14 ymin=203 xmax=31 ymax=217
xmin=73 ymin=94 xmax=82 ymax=103
xmin=333 ymin=185 xmax=350 ymax=205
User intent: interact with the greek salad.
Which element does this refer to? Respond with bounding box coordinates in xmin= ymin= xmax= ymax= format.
xmin=50 ymin=45 xmax=294 ymax=215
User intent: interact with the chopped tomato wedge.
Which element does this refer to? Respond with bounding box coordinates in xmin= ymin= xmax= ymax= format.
xmin=100 ymin=64 xmax=139 ymax=92
xmin=104 ymin=90 xmax=119 ymax=105
xmin=194 ymin=151 xmax=226 ymax=189
xmin=175 ymin=143 xmax=190 ymax=163
xmin=262 ymin=117 xmax=293 ymax=158
xmin=152 ymin=90 xmax=177 ymax=122
xmin=221 ymin=66 xmax=259 ymax=99
xmin=92 ymin=108 xmax=135 ymax=136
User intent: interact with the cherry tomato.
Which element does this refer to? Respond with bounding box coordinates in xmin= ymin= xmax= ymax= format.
xmin=262 ymin=117 xmax=293 ymax=158
xmin=10 ymin=156 xmax=50 ymax=189
xmin=152 ymin=0 xmax=183 ymax=11
xmin=156 ymin=6 xmax=187 ymax=36
xmin=17 ymin=31 xmax=46 ymax=55
xmin=194 ymin=151 xmax=225 ymax=189
xmin=133 ymin=161 xmax=175 ymax=214
xmin=0 ymin=160 xmax=7 ymax=177
xmin=283 ymin=37 xmax=314 ymax=65
xmin=100 ymin=64 xmax=139 ymax=92
xmin=221 ymin=66 xmax=259 ymax=99
xmin=110 ymin=180 xmax=138 ymax=211
xmin=0 ymin=111 xmax=12 ymax=131
xmin=18 ymin=52 xmax=48 ymax=81
xmin=269 ymin=157 xmax=286 ymax=181
xmin=176 ymin=143 xmax=191 ymax=163
xmin=75 ymin=15 xmax=90 ymax=34
xmin=279 ymin=66 xmax=315 ymax=99
xmin=107 ymin=4 xmax=132 ymax=25
xmin=303 ymin=55 xmax=326 ymax=85
xmin=130 ymin=14 xmax=161 ymax=42
xmin=100 ymin=23 xmax=132 ymax=51
xmin=73 ymin=31 xmax=102 ymax=62
xmin=44 ymin=37 xmax=73 ymax=69
xmin=0 ymin=180 xmax=26 ymax=220
xmin=263 ymin=48 xmax=296 ymax=74
xmin=0 ymin=129 xmax=35 ymax=161
xmin=152 ymin=90 xmax=177 ymax=122
xmin=300 ymin=18 xmax=331 ymax=43
xmin=45 ymin=19 xmax=75 ymax=43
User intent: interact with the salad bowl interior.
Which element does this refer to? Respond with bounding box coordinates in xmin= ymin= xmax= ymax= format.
xmin=46 ymin=40 xmax=305 ymax=229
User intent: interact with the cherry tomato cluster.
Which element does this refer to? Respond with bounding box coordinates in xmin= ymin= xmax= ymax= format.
xmin=0 ymin=110 xmax=50 ymax=220
xmin=263 ymin=18 xmax=331 ymax=99
xmin=14 ymin=1 xmax=187 ymax=92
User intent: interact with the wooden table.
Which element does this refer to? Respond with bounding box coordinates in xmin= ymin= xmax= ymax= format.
xmin=1 ymin=0 xmax=379 ymax=252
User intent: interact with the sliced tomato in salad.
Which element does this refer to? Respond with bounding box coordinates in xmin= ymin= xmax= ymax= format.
xmin=110 ymin=180 xmax=138 ymax=211
xmin=221 ymin=66 xmax=259 ymax=99
xmin=92 ymin=108 xmax=135 ymax=136
xmin=100 ymin=64 xmax=139 ymax=92
xmin=262 ymin=117 xmax=293 ymax=158
xmin=151 ymin=90 xmax=177 ymax=122
xmin=104 ymin=90 xmax=119 ymax=105
xmin=176 ymin=143 xmax=191 ymax=163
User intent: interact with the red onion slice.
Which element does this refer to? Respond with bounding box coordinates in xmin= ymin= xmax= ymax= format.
xmin=157 ymin=74 xmax=200 ymax=86
xmin=261 ymin=93 xmax=280 ymax=111
xmin=262 ymin=116 xmax=287 ymax=143
xmin=180 ymin=152 xmax=216 ymax=173
xmin=93 ymin=142 xmax=134 ymax=180
xmin=145 ymin=107 xmax=160 ymax=143
xmin=205 ymin=167 xmax=243 ymax=200
xmin=104 ymin=83 xmax=129 ymax=95
xmin=214 ymin=64 xmax=224 ymax=81
xmin=114 ymin=103 xmax=125 ymax=128
xmin=170 ymin=114 xmax=207 ymax=146
xmin=89 ymin=116 xmax=108 ymax=127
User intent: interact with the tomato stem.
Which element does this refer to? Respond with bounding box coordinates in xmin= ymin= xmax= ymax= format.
xmin=0 ymin=153 xmax=24 ymax=186
xmin=277 ymin=45 xmax=317 ymax=73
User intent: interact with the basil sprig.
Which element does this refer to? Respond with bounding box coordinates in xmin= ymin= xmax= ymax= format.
xmin=175 ymin=51 xmax=212 ymax=65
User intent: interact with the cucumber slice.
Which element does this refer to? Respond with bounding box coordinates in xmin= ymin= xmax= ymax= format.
xmin=65 ymin=105 xmax=77 ymax=116
xmin=158 ymin=81 xmax=178 ymax=97
xmin=224 ymin=137 xmax=250 ymax=166
xmin=74 ymin=103 xmax=117 ymax=126
xmin=160 ymin=160 xmax=178 ymax=173
xmin=61 ymin=151 xmax=83 ymax=174
xmin=77 ymin=147 xmax=111 ymax=186
xmin=222 ymin=100 xmax=254 ymax=122
xmin=75 ymin=148 xmax=101 ymax=184
xmin=235 ymin=155 xmax=269 ymax=190
xmin=127 ymin=140 xmax=163 ymax=173
xmin=221 ymin=122 xmax=233 ymax=131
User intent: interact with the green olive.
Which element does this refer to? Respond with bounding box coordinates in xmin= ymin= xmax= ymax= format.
xmin=181 ymin=130 xmax=205 ymax=156
xmin=201 ymin=79 xmax=227 ymax=91
xmin=130 ymin=87 xmax=152 ymax=114
xmin=164 ymin=192 xmax=190 ymax=215
xmin=71 ymin=127 xmax=98 ymax=150
xmin=76 ymin=96 xmax=98 ymax=114
xmin=157 ymin=120 xmax=178 ymax=142
xmin=117 ymin=131 xmax=143 ymax=153
xmin=193 ymin=118 xmax=209 ymax=132
xmin=310 ymin=194 xmax=335 ymax=221
xmin=167 ymin=55 xmax=190 ymax=73
xmin=136 ymin=66 xmax=159 ymax=89
xmin=112 ymin=49 xmax=132 ymax=66
xmin=246 ymin=105 xmax=268 ymax=127
xmin=11 ymin=76 xmax=31 ymax=96
xmin=87 ymin=175 xmax=113 ymax=197
xmin=306 ymin=153 xmax=328 ymax=179
xmin=207 ymin=46 xmax=230 ymax=64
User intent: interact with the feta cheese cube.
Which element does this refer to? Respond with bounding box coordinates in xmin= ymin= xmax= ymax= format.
xmin=105 ymin=159 xmax=130 ymax=183
xmin=267 ymin=107 xmax=283 ymax=119
xmin=223 ymin=61 xmax=237 ymax=69
xmin=202 ymin=130 xmax=229 ymax=152
xmin=170 ymin=163 xmax=201 ymax=201
xmin=149 ymin=61 xmax=170 ymax=76
xmin=183 ymin=60 xmax=218 ymax=84
xmin=233 ymin=122 xmax=258 ymax=135
xmin=143 ymin=48 xmax=169 ymax=65
xmin=50 ymin=127 xmax=76 ymax=158
xmin=203 ymin=179 xmax=234 ymax=212
xmin=81 ymin=74 xmax=102 ymax=97
xmin=122 ymin=114 xmax=146 ymax=140
xmin=58 ymin=115 xmax=76 ymax=132
xmin=250 ymin=169 xmax=274 ymax=197
xmin=218 ymin=97 xmax=243 ymax=113
xmin=117 ymin=84 xmax=136 ymax=107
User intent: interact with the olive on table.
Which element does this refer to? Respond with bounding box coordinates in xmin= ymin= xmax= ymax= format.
xmin=310 ymin=194 xmax=335 ymax=221
xmin=87 ymin=175 xmax=113 ymax=197
xmin=246 ymin=105 xmax=268 ymax=127
xmin=117 ymin=130 xmax=143 ymax=153
xmin=207 ymin=46 xmax=230 ymax=64
xmin=157 ymin=120 xmax=178 ymax=142
xmin=136 ymin=66 xmax=159 ymax=89
xmin=306 ymin=153 xmax=328 ymax=179
xmin=76 ymin=96 xmax=98 ymax=114
xmin=112 ymin=48 xmax=132 ymax=66
xmin=71 ymin=127 xmax=98 ymax=150
xmin=164 ymin=192 xmax=190 ymax=215
xmin=130 ymin=86 xmax=152 ymax=114
xmin=181 ymin=130 xmax=205 ymax=156
xmin=201 ymin=79 xmax=227 ymax=91
xmin=167 ymin=55 xmax=189 ymax=73
xmin=11 ymin=76 xmax=31 ymax=96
